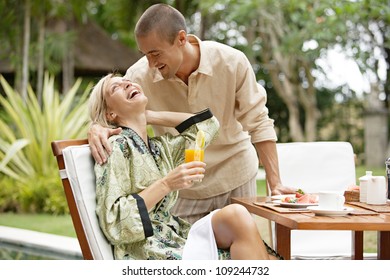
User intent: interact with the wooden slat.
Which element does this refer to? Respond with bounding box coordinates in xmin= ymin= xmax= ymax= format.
xmin=51 ymin=139 xmax=93 ymax=260
xmin=51 ymin=139 xmax=88 ymax=157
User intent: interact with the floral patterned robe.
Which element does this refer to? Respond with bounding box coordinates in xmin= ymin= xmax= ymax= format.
xmin=94 ymin=109 xmax=226 ymax=260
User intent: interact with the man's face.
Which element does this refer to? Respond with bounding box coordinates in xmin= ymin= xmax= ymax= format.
xmin=137 ymin=31 xmax=183 ymax=80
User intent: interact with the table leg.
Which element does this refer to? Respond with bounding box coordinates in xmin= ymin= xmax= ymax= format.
xmin=352 ymin=231 xmax=363 ymax=260
xmin=378 ymin=231 xmax=390 ymax=260
xmin=275 ymin=223 xmax=291 ymax=260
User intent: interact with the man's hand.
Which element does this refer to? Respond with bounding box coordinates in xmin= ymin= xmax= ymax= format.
xmin=87 ymin=123 xmax=122 ymax=164
xmin=254 ymin=141 xmax=297 ymax=196
xmin=270 ymin=183 xmax=297 ymax=196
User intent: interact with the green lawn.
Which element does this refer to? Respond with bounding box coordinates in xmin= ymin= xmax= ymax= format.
xmin=0 ymin=213 xmax=76 ymax=237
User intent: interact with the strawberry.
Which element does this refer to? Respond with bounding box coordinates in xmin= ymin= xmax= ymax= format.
xmin=295 ymin=188 xmax=305 ymax=198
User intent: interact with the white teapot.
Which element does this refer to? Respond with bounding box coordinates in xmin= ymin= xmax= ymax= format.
xmin=358 ymin=171 xmax=372 ymax=203
xmin=366 ymin=176 xmax=387 ymax=205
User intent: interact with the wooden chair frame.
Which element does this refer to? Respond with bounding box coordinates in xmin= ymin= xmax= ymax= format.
xmin=51 ymin=139 xmax=94 ymax=259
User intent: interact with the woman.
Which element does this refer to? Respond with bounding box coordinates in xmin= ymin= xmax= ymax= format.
xmin=88 ymin=73 xmax=281 ymax=260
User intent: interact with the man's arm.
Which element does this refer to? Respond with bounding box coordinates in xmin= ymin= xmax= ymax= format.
xmin=88 ymin=111 xmax=195 ymax=164
xmin=146 ymin=110 xmax=194 ymax=127
xmin=254 ymin=140 xmax=296 ymax=195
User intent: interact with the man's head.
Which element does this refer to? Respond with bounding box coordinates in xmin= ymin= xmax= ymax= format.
xmin=135 ymin=4 xmax=188 ymax=79
xmin=135 ymin=4 xmax=186 ymax=45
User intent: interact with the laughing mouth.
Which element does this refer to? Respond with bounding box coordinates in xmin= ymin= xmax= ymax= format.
xmin=128 ymin=89 xmax=140 ymax=99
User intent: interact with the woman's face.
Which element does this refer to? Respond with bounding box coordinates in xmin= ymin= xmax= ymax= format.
xmin=104 ymin=76 xmax=147 ymax=120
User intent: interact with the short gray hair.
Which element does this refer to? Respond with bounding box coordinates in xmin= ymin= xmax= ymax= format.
xmin=135 ymin=4 xmax=187 ymax=44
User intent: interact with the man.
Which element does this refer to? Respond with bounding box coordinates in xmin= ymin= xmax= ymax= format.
xmin=88 ymin=4 xmax=295 ymax=224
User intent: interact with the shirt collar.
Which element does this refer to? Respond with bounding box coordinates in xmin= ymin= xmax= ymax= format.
xmin=188 ymin=35 xmax=213 ymax=76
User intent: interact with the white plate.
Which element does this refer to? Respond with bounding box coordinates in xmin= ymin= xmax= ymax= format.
xmin=273 ymin=200 xmax=318 ymax=208
xmin=307 ymin=206 xmax=354 ymax=216
xmin=271 ymin=194 xmax=295 ymax=200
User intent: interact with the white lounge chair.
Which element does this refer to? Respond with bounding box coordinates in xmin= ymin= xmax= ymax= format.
xmin=271 ymin=141 xmax=356 ymax=259
xmin=52 ymin=139 xmax=114 ymax=260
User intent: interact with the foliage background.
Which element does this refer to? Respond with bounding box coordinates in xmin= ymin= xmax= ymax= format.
xmin=0 ymin=75 xmax=90 ymax=214
xmin=0 ymin=0 xmax=389 ymax=214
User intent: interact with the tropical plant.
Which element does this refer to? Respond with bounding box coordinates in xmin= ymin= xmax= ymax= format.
xmin=0 ymin=74 xmax=90 ymax=213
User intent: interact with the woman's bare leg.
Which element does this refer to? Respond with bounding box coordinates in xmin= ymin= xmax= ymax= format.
xmin=211 ymin=204 xmax=271 ymax=260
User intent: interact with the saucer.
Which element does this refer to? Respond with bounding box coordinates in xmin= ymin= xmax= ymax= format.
xmin=307 ymin=206 xmax=354 ymax=216
xmin=273 ymin=200 xmax=317 ymax=208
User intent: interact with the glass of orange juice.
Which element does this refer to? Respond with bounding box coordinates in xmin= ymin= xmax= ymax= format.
xmin=185 ymin=130 xmax=205 ymax=163
xmin=185 ymin=143 xmax=204 ymax=182
xmin=184 ymin=131 xmax=205 ymax=181
xmin=184 ymin=144 xmax=204 ymax=163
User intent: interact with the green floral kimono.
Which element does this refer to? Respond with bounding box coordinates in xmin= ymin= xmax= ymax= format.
xmin=95 ymin=109 xmax=225 ymax=260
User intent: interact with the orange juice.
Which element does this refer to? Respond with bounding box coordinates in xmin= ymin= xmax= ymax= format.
xmin=185 ymin=149 xmax=204 ymax=162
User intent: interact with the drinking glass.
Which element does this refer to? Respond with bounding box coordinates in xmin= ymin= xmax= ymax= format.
xmin=185 ymin=142 xmax=204 ymax=182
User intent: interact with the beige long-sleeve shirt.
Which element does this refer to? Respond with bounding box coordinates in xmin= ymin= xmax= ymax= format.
xmin=125 ymin=35 xmax=277 ymax=199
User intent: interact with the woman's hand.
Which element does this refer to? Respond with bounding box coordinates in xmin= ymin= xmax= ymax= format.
xmin=160 ymin=161 xmax=206 ymax=191
xmin=87 ymin=123 xmax=122 ymax=164
xmin=139 ymin=161 xmax=205 ymax=210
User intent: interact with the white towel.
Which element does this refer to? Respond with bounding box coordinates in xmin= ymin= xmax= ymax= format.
xmin=182 ymin=209 xmax=220 ymax=260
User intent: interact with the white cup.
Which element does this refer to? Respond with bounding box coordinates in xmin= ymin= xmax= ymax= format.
xmin=318 ymin=191 xmax=345 ymax=210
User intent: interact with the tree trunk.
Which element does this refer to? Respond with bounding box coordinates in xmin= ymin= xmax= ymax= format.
xmin=384 ymin=46 xmax=390 ymax=110
xmin=60 ymin=19 xmax=74 ymax=94
xmin=365 ymin=83 xmax=388 ymax=167
xmin=21 ymin=0 xmax=31 ymax=102
xmin=257 ymin=9 xmax=319 ymax=142
xmin=14 ymin=42 xmax=23 ymax=94
xmin=62 ymin=44 xmax=74 ymax=94
xmin=298 ymin=61 xmax=318 ymax=141
xmin=36 ymin=13 xmax=45 ymax=106
xmin=258 ymin=18 xmax=305 ymax=141
xmin=384 ymin=46 xmax=390 ymax=156
xmin=286 ymin=99 xmax=305 ymax=142
xmin=198 ymin=12 xmax=208 ymax=40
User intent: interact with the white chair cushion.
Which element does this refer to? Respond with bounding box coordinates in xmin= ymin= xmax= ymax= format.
xmin=275 ymin=141 xmax=356 ymax=258
xmin=63 ymin=145 xmax=114 ymax=260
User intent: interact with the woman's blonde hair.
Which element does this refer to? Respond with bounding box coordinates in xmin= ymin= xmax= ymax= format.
xmin=88 ymin=73 xmax=119 ymax=128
